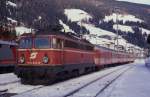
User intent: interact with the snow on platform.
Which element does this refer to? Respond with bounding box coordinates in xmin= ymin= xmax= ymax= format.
xmin=13 ymin=65 xmax=127 ymax=97
xmin=98 ymin=59 xmax=150 ymax=97
xmin=0 ymin=73 xmax=19 ymax=85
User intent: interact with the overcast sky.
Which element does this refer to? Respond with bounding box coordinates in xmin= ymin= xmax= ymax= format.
xmin=117 ymin=0 xmax=150 ymax=5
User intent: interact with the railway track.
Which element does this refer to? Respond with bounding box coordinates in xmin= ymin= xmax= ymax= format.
xmin=63 ymin=66 xmax=131 ymax=97
xmin=0 ymin=80 xmax=19 ymax=86
xmin=11 ymin=64 xmax=132 ymax=97
xmin=0 ymin=64 xmax=133 ymax=97
xmin=0 ymin=73 xmax=43 ymax=97
xmin=0 ymin=83 xmax=44 ymax=97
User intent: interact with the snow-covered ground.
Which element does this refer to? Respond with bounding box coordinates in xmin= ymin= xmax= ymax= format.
xmin=82 ymin=23 xmax=116 ymax=37
xmin=64 ymin=9 xmax=92 ymax=22
xmin=12 ymin=65 xmax=127 ymax=97
xmin=0 ymin=73 xmax=43 ymax=95
xmin=98 ymin=59 xmax=150 ymax=97
xmin=63 ymin=8 xmax=144 ymax=51
xmin=68 ymin=66 xmax=130 ymax=97
xmin=0 ymin=73 xmax=19 ymax=85
xmin=81 ymin=23 xmax=131 ymax=49
xmin=103 ymin=13 xmax=143 ymax=24
xmin=116 ymin=0 xmax=150 ymax=5
xmin=59 ymin=20 xmax=75 ymax=33
xmin=113 ymin=24 xmax=134 ymax=33
xmin=0 ymin=60 xmax=149 ymax=97
xmin=141 ymin=28 xmax=150 ymax=35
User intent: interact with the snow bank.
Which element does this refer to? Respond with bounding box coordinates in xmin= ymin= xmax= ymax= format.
xmin=64 ymin=9 xmax=92 ymax=22
xmin=104 ymin=13 xmax=143 ymax=24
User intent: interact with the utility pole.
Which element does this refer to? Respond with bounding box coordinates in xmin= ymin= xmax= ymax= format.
xmin=115 ymin=7 xmax=119 ymax=52
xmin=116 ymin=9 xmax=119 ymax=51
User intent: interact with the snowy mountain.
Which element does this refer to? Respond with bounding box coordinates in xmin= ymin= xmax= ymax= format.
xmin=116 ymin=0 xmax=150 ymax=5
xmin=0 ymin=0 xmax=150 ymax=49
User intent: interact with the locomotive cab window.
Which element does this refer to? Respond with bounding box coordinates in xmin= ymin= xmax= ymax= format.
xmin=19 ymin=37 xmax=32 ymax=49
xmin=52 ymin=38 xmax=63 ymax=49
xmin=35 ymin=37 xmax=50 ymax=48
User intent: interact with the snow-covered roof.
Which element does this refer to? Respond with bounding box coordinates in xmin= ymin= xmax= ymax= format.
xmin=64 ymin=9 xmax=92 ymax=22
xmin=104 ymin=13 xmax=143 ymax=24
xmin=0 ymin=40 xmax=18 ymax=46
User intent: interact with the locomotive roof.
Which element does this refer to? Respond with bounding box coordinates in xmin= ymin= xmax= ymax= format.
xmin=21 ymin=31 xmax=93 ymax=46
xmin=95 ymin=45 xmax=129 ymax=54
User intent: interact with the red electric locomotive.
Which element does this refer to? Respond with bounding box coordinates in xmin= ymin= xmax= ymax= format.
xmin=15 ymin=32 xmax=135 ymax=84
xmin=15 ymin=32 xmax=96 ymax=84
xmin=0 ymin=40 xmax=17 ymax=73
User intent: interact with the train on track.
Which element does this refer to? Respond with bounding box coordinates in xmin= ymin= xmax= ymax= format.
xmin=15 ymin=32 xmax=136 ymax=84
xmin=0 ymin=40 xmax=17 ymax=73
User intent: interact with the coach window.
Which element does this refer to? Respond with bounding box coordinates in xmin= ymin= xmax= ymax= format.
xmin=35 ymin=37 xmax=50 ymax=48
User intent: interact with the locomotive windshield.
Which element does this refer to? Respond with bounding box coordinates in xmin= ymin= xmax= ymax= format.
xmin=19 ymin=37 xmax=32 ymax=49
xmin=34 ymin=37 xmax=50 ymax=48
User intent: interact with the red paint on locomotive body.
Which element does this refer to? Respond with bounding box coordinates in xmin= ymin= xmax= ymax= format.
xmin=17 ymin=33 xmax=95 ymax=66
xmin=15 ymin=32 xmax=136 ymax=84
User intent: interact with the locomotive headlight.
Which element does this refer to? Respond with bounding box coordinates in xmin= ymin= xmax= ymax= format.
xmin=43 ymin=55 xmax=49 ymax=64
